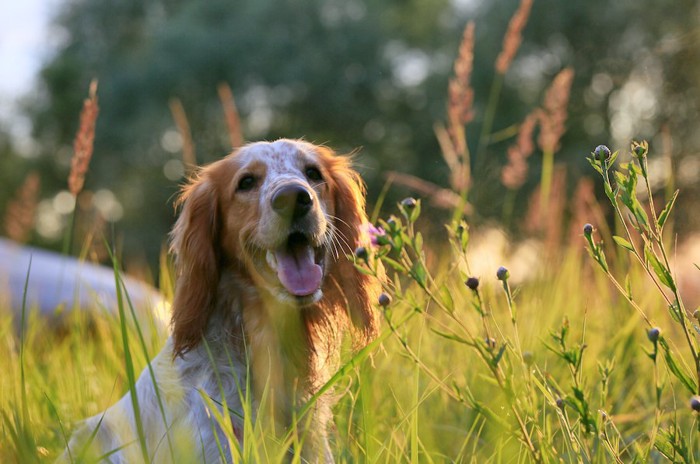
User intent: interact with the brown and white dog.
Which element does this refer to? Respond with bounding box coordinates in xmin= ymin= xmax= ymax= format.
xmin=65 ymin=139 xmax=382 ymax=463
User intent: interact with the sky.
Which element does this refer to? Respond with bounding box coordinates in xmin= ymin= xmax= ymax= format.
xmin=0 ymin=0 xmax=56 ymax=144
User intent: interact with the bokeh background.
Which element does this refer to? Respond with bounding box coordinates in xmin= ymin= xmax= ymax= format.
xmin=1 ymin=0 xmax=699 ymax=277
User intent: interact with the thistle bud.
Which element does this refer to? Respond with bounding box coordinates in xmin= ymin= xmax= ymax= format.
xmin=583 ymin=223 xmax=593 ymax=236
xmin=465 ymin=277 xmax=479 ymax=291
xmin=631 ymin=140 xmax=648 ymax=159
xmin=593 ymin=145 xmax=611 ymax=161
xmin=647 ymin=327 xmax=661 ymax=343
xmin=354 ymin=246 xmax=368 ymax=262
xmin=400 ymin=197 xmax=417 ymax=210
xmin=556 ymin=398 xmax=565 ymax=410
xmin=378 ymin=293 xmax=392 ymax=308
xmin=691 ymin=395 xmax=700 ymax=412
xmin=496 ymin=266 xmax=510 ymax=281
xmin=523 ymin=351 xmax=534 ymax=366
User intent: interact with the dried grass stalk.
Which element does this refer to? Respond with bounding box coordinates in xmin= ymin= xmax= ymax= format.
xmin=68 ymin=79 xmax=99 ymax=197
xmin=217 ymin=83 xmax=244 ymax=149
xmin=538 ymin=68 xmax=574 ymax=153
xmin=4 ymin=171 xmax=41 ymax=243
xmin=385 ymin=171 xmax=472 ymax=214
xmin=169 ymin=98 xmax=197 ymax=173
xmin=448 ymin=21 xmax=476 ymax=130
xmin=495 ymin=0 xmax=534 ymax=75
xmin=501 ymin=109 xmax=540 ymax=189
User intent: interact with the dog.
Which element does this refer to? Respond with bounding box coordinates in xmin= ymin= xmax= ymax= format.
xmin=64 ymin=139 xmax=383 ymax=463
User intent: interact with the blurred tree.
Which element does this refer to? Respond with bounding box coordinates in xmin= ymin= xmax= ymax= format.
xmin=20 ymin=0 xmax=700 ymax=269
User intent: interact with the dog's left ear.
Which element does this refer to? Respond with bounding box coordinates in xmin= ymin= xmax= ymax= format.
xmin=318 ymin=147 xmax=383 ymax=342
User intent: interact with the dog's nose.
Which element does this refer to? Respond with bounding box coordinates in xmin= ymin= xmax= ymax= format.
xmin=272 ymin=184 xmax=313 ymax=219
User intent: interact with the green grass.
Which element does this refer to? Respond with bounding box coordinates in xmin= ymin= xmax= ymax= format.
xmin=2 ymin=145 xmax=700 ymax=462
xmin=1 ymin=236 xmax=698 ymax=462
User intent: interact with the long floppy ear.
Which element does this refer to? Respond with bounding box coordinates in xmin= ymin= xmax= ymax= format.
xmin=320 ymin=148 xmax=383 ymax=343
xmin=169 ymin=173 xmax=220 ymax=356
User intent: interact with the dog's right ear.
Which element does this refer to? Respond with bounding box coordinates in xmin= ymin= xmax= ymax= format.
xmin=169 ymin=171 xmax=220 ymax=356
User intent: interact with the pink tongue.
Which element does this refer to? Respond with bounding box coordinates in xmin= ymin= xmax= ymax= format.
xmin=275 ymin=244 xmax=322 ymax=296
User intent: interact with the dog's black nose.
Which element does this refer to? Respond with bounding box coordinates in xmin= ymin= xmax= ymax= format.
xmin=272 ymin=184 xmax=313 ymax=219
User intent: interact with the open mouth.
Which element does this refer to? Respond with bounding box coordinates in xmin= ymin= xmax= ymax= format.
xmin=265 ymin=232 xmax=325 ymax=297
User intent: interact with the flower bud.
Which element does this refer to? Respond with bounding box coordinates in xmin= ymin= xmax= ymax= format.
xmin=631 ymin=140 xmax=648 ymax=159
xmin=555 ymin=398 xmax=565 ymax=410
xmin=465 ymin=277 xmax=479 ymax=291
xmin=378 ymin=293 xmax=392 ymax=308
xmin=593 ymin=145 xmax=611 ymax=161
xmin=522 ymin=351 xmax=534 ymax=366
xmin=583 ymin=223 xmax=593 ymax=236
xmin=647 ymin=327 xmax=661 ymax=343
xmin=401 ymin=197 xmax=417 ymax=210
xmin=691 ymin=395 xmax=700 ymax=412
xmin=354 ymin=246 xmax=368 ymax=262
xmin=496 ymin=266 xmax=510 ymax=281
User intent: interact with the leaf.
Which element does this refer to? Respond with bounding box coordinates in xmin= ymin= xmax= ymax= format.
xmin=609 ymin=149 xmax=619 ymax=165
xmin=657 ymin=190 xmax=679 ymax=230
xmin=612 ymin=236 xmax=634 ymax=252
xmin=414 ymin=232 xmax=423 ymax=253
xmin=382 ymin=257 xmax=406 ymax=273
xmin=644 ymin=246 xmax=676 ymax=291
xmin=430 ymin=328 xmax=471 ymax=345
xmin=661 ymin=340 xmax=697 ymax=394
xmin=409 ymin=261 xmax=428 ymax=288
xmin=437 ymin=284 xmax=454 ymax=313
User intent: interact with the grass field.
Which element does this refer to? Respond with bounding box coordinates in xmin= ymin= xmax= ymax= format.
xmin=2 ymin=145 xmax=700 ymax=462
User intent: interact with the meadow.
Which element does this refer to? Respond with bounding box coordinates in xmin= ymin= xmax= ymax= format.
xmin=2 ymin=143 xmax=700 ymax=462
xmin=3 ymin=2 xmax=700 ymax=461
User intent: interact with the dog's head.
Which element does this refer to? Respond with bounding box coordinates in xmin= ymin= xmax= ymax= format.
xmin=170 ymin=139 xmax=380 ymax=355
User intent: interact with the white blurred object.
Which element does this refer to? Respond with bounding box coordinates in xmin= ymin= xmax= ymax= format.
xmin=0 ymin=237 xmax=170 ymax=333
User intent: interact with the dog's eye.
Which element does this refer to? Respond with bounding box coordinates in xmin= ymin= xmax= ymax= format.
xmin=305 ymin=167 xmax=323 ymax=182
xmin=237 ymin=175 xmax=257 ymax=192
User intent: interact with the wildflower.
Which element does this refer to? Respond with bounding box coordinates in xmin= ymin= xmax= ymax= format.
xmin=485 ymin=337 xmax=497 ymax=350
xmin=593 ymin=145 xmax=611 ymax=161
xmin=378 ymin=293 xmax=392 ymax=308
xmin=355 ymin=246 xmax=368 ymax=262
xmin=555 ymin=398 xmax=565 ymax=410
xmin=465 ymin=277 xmax=479 ymax=291
xmin=496 ymin=266 xmax=510 ymax=281
xmin=647 ymin=327 xmax=661 ymax=343
xmin=583 ymin=223 xmax=593 ymax=236
xmin=363 ymin=223 xmax=386 ymax=247
xmin=691 ymin=396 xmax=700 ymax=413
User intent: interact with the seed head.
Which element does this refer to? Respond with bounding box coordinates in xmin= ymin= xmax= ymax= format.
xmin=593 ymin=144 xmax=611 ymax=161
xmin=583 ymin=223 xmax=593 ymax=236
xmin=401 ymin=197 xmax=417 ymax=210
xmin=378 ymin=293 xmax=392 ymax=308
xmin=496 ymin=266 xmax=510 ymax=281
xmin=647 ymin=327 xmax=661 ymax=343
xmin=355 ymin=246 xmax=368 ymax=262
xmin=465 ymin=277 xmax=479 ymax=291
xmin=691 ymin=396 xmax=700 ymax=412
